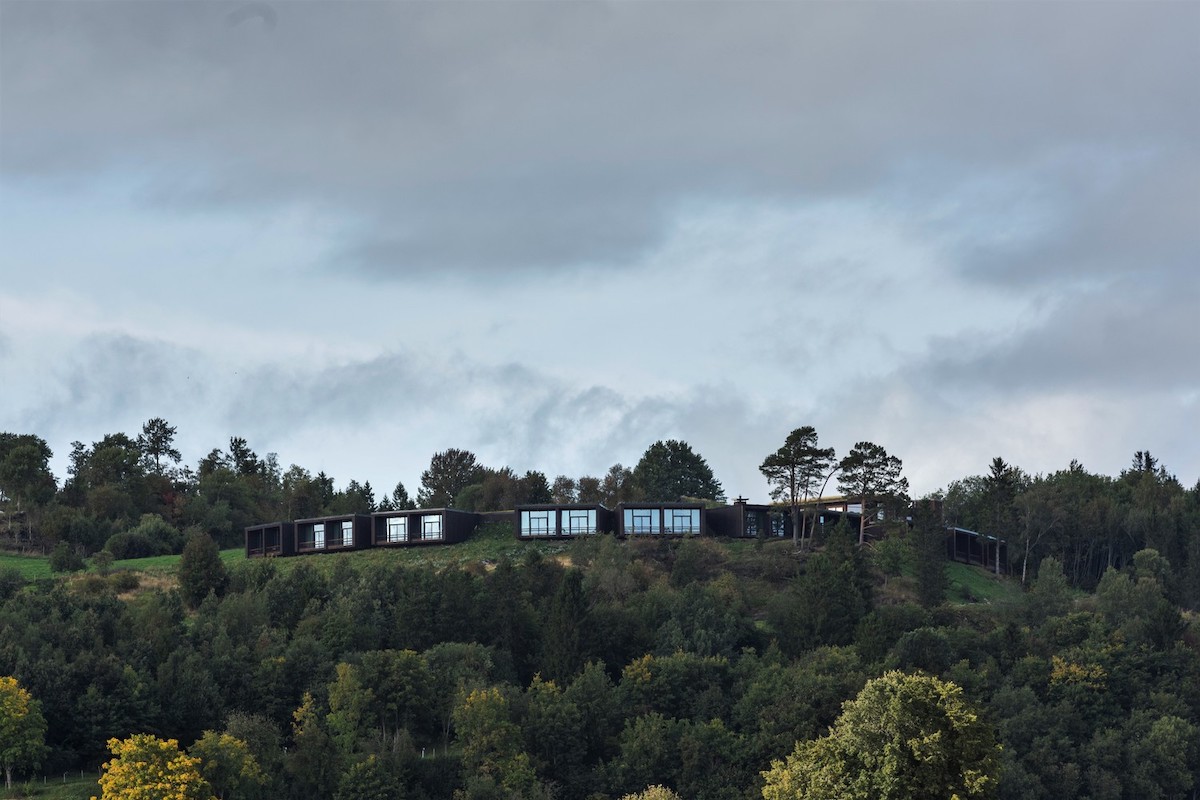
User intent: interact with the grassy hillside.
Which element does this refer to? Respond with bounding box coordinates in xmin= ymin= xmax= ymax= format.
xmin=0 ymin=774 xmax=97 ymax=800
xmin=945 ymin=560 xmax=1024 ymax=604
xmin=2 ymin=525 xmax=1025 ymax=609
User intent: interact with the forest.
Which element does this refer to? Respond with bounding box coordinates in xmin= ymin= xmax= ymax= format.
xmin=0 ymin=422 xmax=1198 ymax=799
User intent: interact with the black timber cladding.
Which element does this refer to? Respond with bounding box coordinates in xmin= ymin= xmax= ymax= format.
xmin=294 ymin=513 xmax=372 ymax=554
xmin=245 ymin=521 xmax=295 ymax=557
xmin=371 ymin=508 xmax=480 ymax=546
xmin=707 ymin=501 xmax=776 ymax=538
xmin=514 ymin=504 xmax=616 ymax=539
xmin=616 ymin=502 xmax=708 ymax=536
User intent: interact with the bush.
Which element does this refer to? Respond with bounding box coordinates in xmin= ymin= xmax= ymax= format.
xmin=104 ymin=531 xmax=171 ymax=560
xmin=178 ymin=530 xmax=229 ymax=607
xmin=128 ymin=514 xmax=185 ymax=553
xmin=49 ymin=541 xmax=86 ymax=573
xmin=0 ymin=567 xmax=25 ymax=600
xmin=110 ymin=570 xmax=141 ymax=593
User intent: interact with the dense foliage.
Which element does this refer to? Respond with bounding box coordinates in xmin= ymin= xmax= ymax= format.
xmin=0 ymin=522 xmax=1195 ymax=799
xmin=1 ymin=425 xmax=1199 ymax=798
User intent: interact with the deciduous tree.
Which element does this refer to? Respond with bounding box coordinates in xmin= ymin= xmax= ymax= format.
xmin=418 ymin=449 xmax=483 ymax=508
xmin=189 ymin=731 xmax=268 ymax=800
xmin=761 ymin=671 xmax=999 ymax=800
xmin=95 ymin=733 xmax=214 ymax=800
xmin=632 ymin=441 xmax=724 ymax=503
xmin=0 ymin=676 xmax=47 ymax=790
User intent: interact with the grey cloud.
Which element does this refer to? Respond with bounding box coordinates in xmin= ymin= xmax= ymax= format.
xmin=28 ymin=334 xmax=210 ymax=426
xmin=921 ymin=272 xmax=1200 ymax=396
xmin=4 ymin=1 xmax=1195 ymax=276
xmin=930 ymin=148 xmax=1200 ymax=288
xmin=224 ymin=347 xmax=778 ymax=491
xmin=11 ymin=333 xmax=219 ymax=465
xmin=226 ymin=352 xmax=433 ymax=438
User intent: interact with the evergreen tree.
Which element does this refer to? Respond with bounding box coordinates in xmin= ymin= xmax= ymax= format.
xmin=912 ymin=499 xmax=948 ymax=608
xmin=838 ymin=441 xmax=908 ymax=544
xmin=542 ymin=570 xmax=587 ymax=685
xmin=760 ymin=426 xmax=835 ymax=548
xmin=179 ymin=530 xmax=230 ymax=608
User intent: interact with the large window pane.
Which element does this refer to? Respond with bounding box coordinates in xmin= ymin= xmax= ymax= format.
xmin=665 ymin=508 xmax=699 ymax=534
xmin=624 ymin=508 xmax=659 ymax=534
xmin=422 ymin=515 xmax=443 ymax=541
xmin=566 ymin=509 xmax=596 ymax=535
xmin=521 ymin=510 xmax=555 ymax=537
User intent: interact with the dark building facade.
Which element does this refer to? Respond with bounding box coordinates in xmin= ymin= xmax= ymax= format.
xmin=514 ymin=504 xmax=616 ymax=539
xmin=244 ymin=521 xmax=295 ymax=557
xmin=371 ymin=508 xmax=479 ymax=546
xmin=294 ymin=514 xmax=372 ymax=554
xmin=616 ymin=502 xmax=708 ymax=536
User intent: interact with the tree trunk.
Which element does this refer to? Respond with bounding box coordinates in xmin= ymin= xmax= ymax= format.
xmin=858 ymin=493 xmax=866 ymax=545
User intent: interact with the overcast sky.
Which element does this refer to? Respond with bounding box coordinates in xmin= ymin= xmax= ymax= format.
xmin=2 ymin=0 xmax=1197 ymax=501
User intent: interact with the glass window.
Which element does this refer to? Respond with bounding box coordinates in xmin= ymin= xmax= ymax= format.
xmin=521 ymin=510 xmax=555 ymax=537
xmin=387 ymin=516 xmax=407 ymax=543
xmin=422 ymin=515 xmax=444 ymax=541
xmin=340 ymin=520 xmax=354 ymax=547
xmin=624 ymin=508 xmax=659 ymax=534
xmin=566 ymin=509 xmax=597 ymax=535
xmin=665 ymin=508 xmax=700 ymax=534
xmin=313 ymin=523 xmax=325 ymax=549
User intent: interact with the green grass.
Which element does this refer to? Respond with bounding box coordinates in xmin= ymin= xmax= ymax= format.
xmin=945 ymin=561 xmax=1023 ymax=605
xmin=0 ymin=552 xmax=55 ymax=579
xmin=231 ymin=522 xmax=568 ymax=577
xmin=1 ymin=773 xmax=98 ymax=800
xmin=0 ymin=547 xmax=245 ymax=582
xmin=107 ymin=547 xmax=243 ymax=574
xmin=6 ymin=528 xmax=1024 ymax=610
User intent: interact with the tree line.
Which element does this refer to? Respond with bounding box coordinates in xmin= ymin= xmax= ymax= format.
xmin=0 ymin=423 xmax=724 ymax=560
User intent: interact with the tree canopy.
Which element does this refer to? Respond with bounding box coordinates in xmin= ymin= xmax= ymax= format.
xmin=762 ymin=671 xmax=1000 ymax=800
xmin=0 ymin=676 xmax=47 ymax=790
xmin=760 ymin=427 xmax=835 ymax=546
xmin=632 ymin=440 xmax=725 ymax=502
xmin=837 ymin=442 xmax=908 ymax=544
xmin=418 ymin=448 xmax=484 ymax=508
xmin=95 ymin=734 xmax=214 ymax=800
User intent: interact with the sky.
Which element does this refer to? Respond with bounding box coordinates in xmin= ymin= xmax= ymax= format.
xmin=1 ymin=0 xmax=1197 ymax=502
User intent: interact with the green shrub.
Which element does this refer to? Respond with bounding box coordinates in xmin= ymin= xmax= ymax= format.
xmin=104 ymin=531 xmax=171 ymax=560
xmin=0 ymin=566 xmax=25 ymax=599
xmin=109 ymin=570 xmax=141 ymax=593
xmin=49 ymin=541 xmax=86 ymax=573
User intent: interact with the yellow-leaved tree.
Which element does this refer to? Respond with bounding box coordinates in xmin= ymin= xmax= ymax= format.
xmin=0 ymin=675 xmax=47 ymax=790
xmin=93 ymin=733 xmax=214 ymax=800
